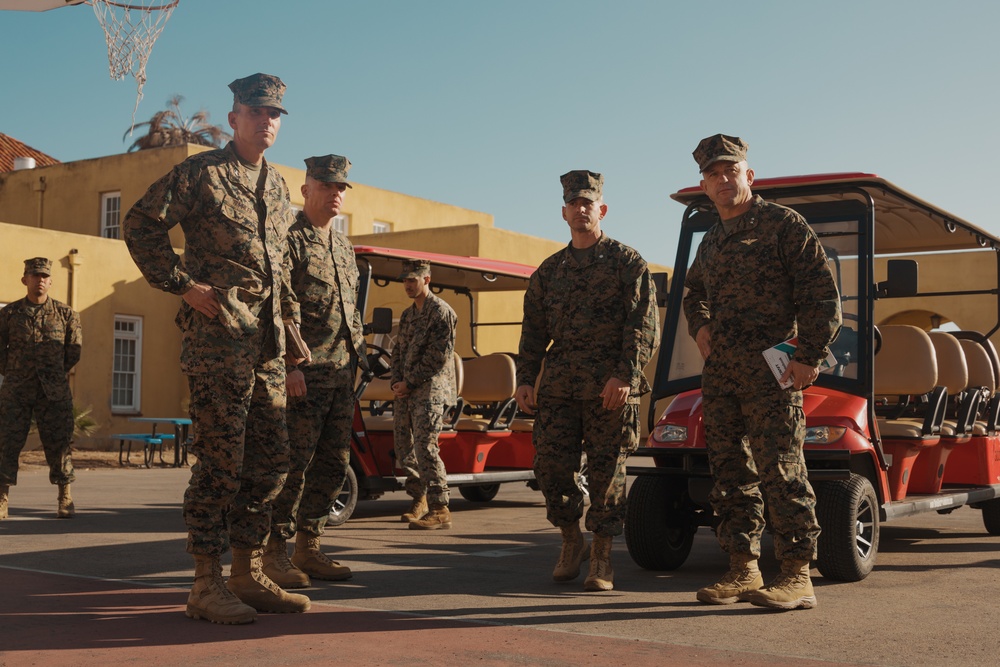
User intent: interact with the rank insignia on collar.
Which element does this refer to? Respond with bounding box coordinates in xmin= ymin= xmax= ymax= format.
xmin=740 ymin=239 xmax=759 ymax=246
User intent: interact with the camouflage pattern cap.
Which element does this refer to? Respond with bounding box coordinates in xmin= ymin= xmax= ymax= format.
xmin=560 ymin=170 xmax=603 ymax=203
xmin=304 ymin=154 xmax=353 ymax=188
xmin=229 ymin=72 xmax=288 ymax=114
xmin=693 ymin=134 xmax=748 ymax=172
xmin=23 ymin=257 xmax=52 ymax=276
xmin=398 ymin=259 xmax=431 ymax=280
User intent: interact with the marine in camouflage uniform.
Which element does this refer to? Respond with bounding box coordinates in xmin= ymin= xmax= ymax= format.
xmin=0 ymin=257 xmax=82 ymax=521
xmin=123 ymin=73 xmax=309 ymax=624
xmin=391 ymin=260 xmax=458 ymax=530
xmin=263 ymin=155 xmax=367 ymax=588
xmin=515 ymin=170 xmax=660 ymax=592
xmin=683 ymin=134 xmax=841 ymax=610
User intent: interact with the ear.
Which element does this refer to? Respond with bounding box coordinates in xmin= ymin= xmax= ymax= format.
xmin=227 ymin=110 xmax=237 ymax=131
xmin=745 ymin=167 xmax=755 ymax=187
xmin=300 ymin=182 xmax=309 ymax=198
xmin=598 ymin=203 xmax=608 ymax=220
xmin=699 ymin=178 xmax=707 ymax=194
xmin=21 ymin=275 xmax=28 ymax=287
xmin=561 ymin=205 xmax=569 ymax=222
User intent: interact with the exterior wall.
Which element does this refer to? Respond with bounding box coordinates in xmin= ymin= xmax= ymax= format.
xmin=0 ymin=146 xmax=196 ymax=245
xmin=0 ymin=145 xmax=673 ymax=445
xmin=0 ymin=222 xmax=186 ymax=450
xmin=0 ymin=145 xmax=493 ymax=244
xmin=875 ymin=251 xmax=1000 ymax=345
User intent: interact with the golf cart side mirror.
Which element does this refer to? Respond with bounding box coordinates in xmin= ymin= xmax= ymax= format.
xmin=877 ymin=259 xmax=918 ymax=298
xmin=652 ymin=272 xmax=669 ymax=308
xmin=367 ymin=307 xmax=393 ymax=335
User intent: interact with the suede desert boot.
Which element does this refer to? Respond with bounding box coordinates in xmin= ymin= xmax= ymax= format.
xmin=186 ymin=555 xmax=256 ymax=624
xmin=748 ymin=558 xmax=817 ymax=610
xmin=696 ymin=554 xmax=763 ymax=604
xmin=262 ymin=535 xmax=311 ymax=589
xmin=57 ymin=483 xmax=74 ymax=518
xmin=408 ymin=503 xmax=452 ymax=530
xmin=291 ymin=532 xmax=352 ymax=581
xmin=401 ymin=495 xmax=428 ymax=522
xmin=552 ymin=523 xmax=589 ymax=582
xmin=0 ymin=484 xmax=9 ymax=520
xmin=583 ymin=534 xmax=615 ymax=591
xmin=227 ymin=547 xmax=311 ymax=613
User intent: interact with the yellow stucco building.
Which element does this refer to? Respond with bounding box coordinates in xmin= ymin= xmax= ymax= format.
xmin=2 ymin=144 xmax=674 ymax=447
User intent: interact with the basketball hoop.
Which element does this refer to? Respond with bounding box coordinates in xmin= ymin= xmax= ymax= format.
xmin=89 ymin=0 xmax=179 ymax=130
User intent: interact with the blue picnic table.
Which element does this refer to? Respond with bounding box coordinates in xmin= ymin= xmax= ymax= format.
xmin=128 ymin=416 xmax=192 ymax=467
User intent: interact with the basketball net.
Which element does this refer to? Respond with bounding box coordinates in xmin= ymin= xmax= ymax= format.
xmin=90 ymin=0 xmax=179 ymax=132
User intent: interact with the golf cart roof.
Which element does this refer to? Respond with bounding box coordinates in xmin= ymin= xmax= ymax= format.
xmin=671 ymin=172 xmax=1000 ymax=254
xmin=354 ymin=245 xmax=535 ymax=293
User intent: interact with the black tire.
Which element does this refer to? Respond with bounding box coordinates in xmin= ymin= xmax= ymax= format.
xmin=327 ymin=465 xmax=359 ymax=527
xmin=815 ymin=474 xmax=880 ymax=582
xmin=981 ymin=498 xmax=1000 ymax=535
xmin=459 ymin=484 xmax=501 ymax=502
xmin=625 ymin=475 xmax=696 ymax=570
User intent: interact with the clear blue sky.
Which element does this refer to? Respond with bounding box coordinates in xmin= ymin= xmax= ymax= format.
xmin=2 ymin=0 xmax=998 ymax=268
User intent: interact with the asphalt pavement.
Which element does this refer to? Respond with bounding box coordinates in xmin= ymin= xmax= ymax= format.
xmin=2 ymin=462 xmax=999 ymax=666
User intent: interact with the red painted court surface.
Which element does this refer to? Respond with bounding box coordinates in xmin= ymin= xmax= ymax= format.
xmin=2 ymin=568 xmax=853 ymax=667
xmin=2 ymin=465 xmax=997 ymax=667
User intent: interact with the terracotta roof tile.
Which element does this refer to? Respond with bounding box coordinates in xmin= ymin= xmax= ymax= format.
xmin=0 ymin=132 xmax=60 ymax=172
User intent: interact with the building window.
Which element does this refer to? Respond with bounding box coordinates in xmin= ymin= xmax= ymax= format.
xmin=112 ymin=315 xmax=142 ymax=412
xmin=373 ymin=220 xmax=392 ymax=234
xmin=101 ymin=192 xmax=122 ymax=239
xmin=333 ymin=214 xmax=350 ymax=234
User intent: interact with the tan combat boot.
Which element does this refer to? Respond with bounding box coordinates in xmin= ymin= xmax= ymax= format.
xmin=748 ymin=558 xmax=817 ymax=610
xmin=0 ymin=484 xmax=9 ymax=521
xmin=583 ymin=534 xmax=614 ymax=591
xmin=409 ymin=503 xmax=452 ymax=530
xmin=696 ymin=554 xmax=763 ymax=604
xmin=226 ymin=547 xmax=311 ymax=613
xmin=262 ymin=535 xmax=311 ymax=589
xmin=185 ymin=554 xmax=256 ymax=624
xmin=401 ymin=495 xmax=428 ymax=522
xmin=552 ymin=523 xmax=590 ymax=582
xmin=291 ymin=532 xmax=352 ymax=581
xmin=57 ymin=484 xmax=75 ymax=519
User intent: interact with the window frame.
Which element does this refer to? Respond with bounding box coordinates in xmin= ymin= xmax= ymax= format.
xmin=111 ymin=314 xmax=143 ymax=413
xmin=101 ymin=191 xmax=122 ymax=239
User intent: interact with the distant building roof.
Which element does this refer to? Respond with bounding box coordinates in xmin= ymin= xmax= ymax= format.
xmin=0 ymin=133 xmax=60 ymax=172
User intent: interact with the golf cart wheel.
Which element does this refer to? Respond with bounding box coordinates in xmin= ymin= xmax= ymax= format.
xmin=459 ymin=484 xmax=501 ymax=502
xmin=625 ymin=475 xmax=696 ymax=570
xmin=815 ymin=473 xmax=880 ymax=581
xmin=981 ymin=498 xmax=1000 ymax=535
xmin=327 ymin=465 xmax=359 ymax=527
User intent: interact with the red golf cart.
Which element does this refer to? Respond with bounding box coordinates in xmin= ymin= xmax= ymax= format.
xmin=626 ymin=173 xmax=1000 ymax=581
xmin=328 ymin=246 xmax=549 ymax=524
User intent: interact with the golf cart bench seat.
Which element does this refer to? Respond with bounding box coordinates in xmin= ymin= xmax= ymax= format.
xmin=455 ymin=354 xmax=518 ymax=432
xmin=874 ymin=325 xmax=944 ymax=500
xmin=944 ymin=333 xmax=1000 ymax=486
xmin=908 ymin=332 xmax=976 ymax=494
xmin=360 ymin=352 xmax=465 ymax=431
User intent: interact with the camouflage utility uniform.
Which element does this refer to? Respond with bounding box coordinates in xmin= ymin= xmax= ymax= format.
xmin=683 ymin=194 xmax=841 ymax=561
xmin=123 ymin=141 xmax=298 ymax=557
xmin=391 ymin=292 xmax=457 ymax=506
xmin=272 ymin=211 xmax=366 ymax=538
xmin=0 ymin=297 xmax=82 ymax=486
xmin=517 ymin=234 xmax=659 ymax=537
